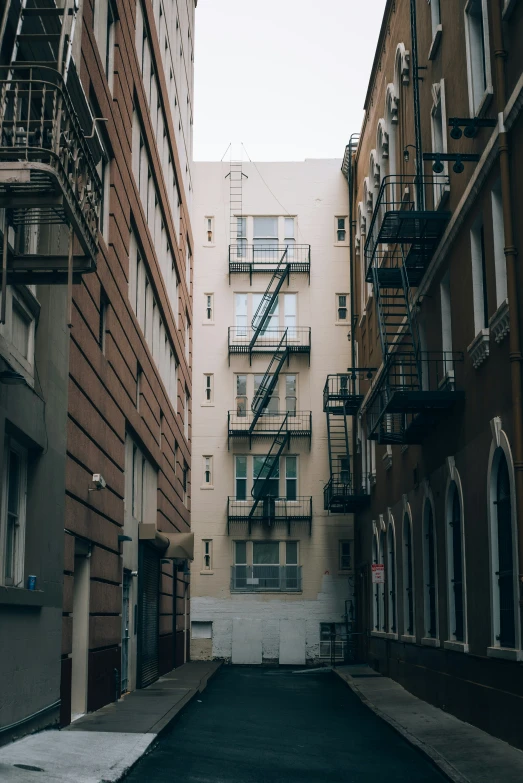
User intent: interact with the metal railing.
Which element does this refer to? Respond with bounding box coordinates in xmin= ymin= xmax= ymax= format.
xmin=227 ymin=496 xmax=312 ymax=522
xmin=231 ymin=565 xmax=302 ymax=592
xmin=0 ymin=66 xmax=102 ymax=260
xmin=323 ymin=370 xmax=376 ymax=413
xmin=229 ymin=243 xmax=310 ymax=271
xmin=323 ymin=473 xmax=370 ymax=511
xmin=228 ymin=326 xmax=311 ymax=352
xmin=228 ymin=410 xmax=312 ymax=436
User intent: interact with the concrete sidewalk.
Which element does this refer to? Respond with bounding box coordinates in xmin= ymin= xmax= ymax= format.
xmin=0 ymin=661 xmax=221 ymax=783
xmin=334 ymin=664 xmax=523 ymax=783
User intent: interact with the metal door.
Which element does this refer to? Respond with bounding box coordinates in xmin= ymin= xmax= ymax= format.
xmin=121 ymin=570 xmax=131 ymax=694
xmin=138 ymin=545 xmax=160 ymax=688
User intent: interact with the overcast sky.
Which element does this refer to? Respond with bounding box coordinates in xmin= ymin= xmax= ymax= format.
xmin=193 ymin=0 xmax=387 ymax=162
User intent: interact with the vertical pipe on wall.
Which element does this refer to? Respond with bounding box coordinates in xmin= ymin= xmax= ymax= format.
xmin=491 ymin=0 xmax=523 ymax=618
xmin=410 ymin=0 xmax=424 ymax=210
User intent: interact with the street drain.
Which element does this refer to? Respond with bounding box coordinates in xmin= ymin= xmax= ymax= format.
xmin=13 ymin=764 xmax=44 ymax=772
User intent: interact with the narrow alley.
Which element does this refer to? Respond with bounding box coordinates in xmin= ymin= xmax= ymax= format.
xmin=123 ymin=667 xmax=446 ymax=783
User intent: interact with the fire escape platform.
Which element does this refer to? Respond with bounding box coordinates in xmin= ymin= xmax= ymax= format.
xmin=227 ymin=497 xmax=313 ymax=535
xmin=384 ymin=388 xmax=465 ymax=414
xmin=374 ymin=209 xmax=451 ymax=247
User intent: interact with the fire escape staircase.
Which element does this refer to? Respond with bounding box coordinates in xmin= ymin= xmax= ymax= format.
xmin=0 ymin=0 xmax=102 ymax=320
xmin=363 ymin=175 xmax=463 ymax=444
xmin=247 ymin=413 xmax=289 ymax=532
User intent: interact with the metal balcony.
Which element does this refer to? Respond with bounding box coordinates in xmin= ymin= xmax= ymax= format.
xmin=0 ymin=66 xmax=102 ymax=284
xmin=365 ymin=351 xmax=465 ymax=444
xmin=323 ymin=474 xmax=370 ymax=513
xmin=228 ymin=410 xmax=312 ymax=448
xmin=228 ymin=327 xmax=311 ymax=362
xmin=229 ymin=244 xmax=310 ymax=282
xmin=227 ymin=496 xmax=312 ymax=535
xmin=231 ymin=565 xmax=302 ymax=593
xmin=364 ymin=175 xmax=451 ymax=286
xmin=323 ymin=370 xmax=376 ymax=416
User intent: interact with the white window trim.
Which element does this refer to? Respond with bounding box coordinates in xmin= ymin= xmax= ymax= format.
xmin=202 ymin=373 xmax=214 ymax=407
xmin=335 ymin=293 xmax=349 ymax=325
xmin=464 ymin=0 xmax=494 ymax=118
xmin=334 ymin=216 xmax=349 ymax=246
xmin=339 ymin=540 xmax=352 ymax=572
xmin=444 ymin=464 xmax=468 ymax=646
xmin=430 ymin=80 xmax=450 ymax=210
xmin=387 ymin=514 xmax=398 ymax=634
xmin=0 ymin=289 xmax=36 ymax=381
xmin=201 ymin=456 xmax=213 ymax=489
xmin=201 ymin=539 xmax=213 ymax=573
xmin=204 ymin=216 xmax=215 ymax=247
xmin=402 ymin=504 xmax=415 ymax=638
xmin=203 ymin=293 xmax=214 ymax=325
xmin=0 ymin=437 xmax=28 ymax=588
xmin=422 ymin=491 xmax=440 ymax=643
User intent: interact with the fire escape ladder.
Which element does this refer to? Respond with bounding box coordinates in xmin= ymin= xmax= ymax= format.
xmin=248 ymin=247 xmax=290 ymax=351
xmin=249 ymin=329 xmax=289 ymax=433
xmin=248 ymin=413 xmax=290 ymax=530
xmin=326 ymin=405 xmax=351 ymax=484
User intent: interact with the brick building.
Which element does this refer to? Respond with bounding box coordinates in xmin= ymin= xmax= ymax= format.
xmin=347 ymin=0 xmax=523 ymax=749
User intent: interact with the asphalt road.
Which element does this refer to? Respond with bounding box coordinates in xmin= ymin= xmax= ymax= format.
xmin=124 ymin=666 xmax=447 ymax=783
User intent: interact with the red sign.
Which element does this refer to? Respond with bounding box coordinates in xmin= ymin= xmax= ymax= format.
xmin=372 ymin=564 xmax=385 ymax=584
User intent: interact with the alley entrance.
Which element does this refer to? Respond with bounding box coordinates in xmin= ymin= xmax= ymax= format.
xmin=123 ymin=666 xmax=447 ymax=783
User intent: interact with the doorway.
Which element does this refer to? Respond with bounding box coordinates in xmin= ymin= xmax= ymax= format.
xmin=71 ymin=540 xmax=90 ymax=719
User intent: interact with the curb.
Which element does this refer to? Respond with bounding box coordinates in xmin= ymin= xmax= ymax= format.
xmin=112 ymin=663 xmax=222 ymax=783
xmin=333 ymin=668 xmax=471 ymax=783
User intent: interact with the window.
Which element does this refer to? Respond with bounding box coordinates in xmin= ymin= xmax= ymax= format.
xmin=205 ymin=217 xmax=214 ymax=244
xmin=204 ymin=374 xmax=213 ymax=404
xmin=491 ymin=181 xmax=507 ymax=308
xmin=387 ymin=521 xmax=397 ymax=633
xmin=285 ymin=456 xmax=297 ymax=501
xmin=379 ymin=531 xmax=386 ymax=630
xmin=253 ymin=455 xmax=279 ymax=498
xmin=464 ymin=0 xmax=492 ymax=115
xmin=1 ymin=438 xmax=27 ymax=587
xmin=284 ymin=217 xmax=295 ymax=259
xmin=430 ymin=81 xmax=449 ymax=206
xmin=235 ymin=456 xmax=247 ymax=500
xmin=205 ymin=294 xmax=214 ymax=322
xmin=185 ymin=238 xmax=191 ymax=287
xmin=253 ymin=292 xmax=279 ymax=334
xmin=284 ymin=294 xmax=296 ymax=338
xmin=447 ymin=482 xmax=466 ymax=643
xmin=236 ymin=217 xmax=246 ymax=258
xmin=253 ymin=216 xmax=278 ymax=258
xmin=285 ymin=375 xmax=296 ymax=415
xmin=254 ymin=374 xmax=278 ymax=414
xmin=339 ymin=541 xmax=351 ymax=571
xmin=191 ymin=621 xmax=212 ymax=638
xmin=423 ymin=499 xmax=438 ymax=639
xmin=235 ymin=293 xmax=248 ymax=337
xmin=440 ymin=272 xmax=453 ymax=373
xmin=429 ymin=0 xmax=441 ymax=39
xmin=182 ymin=460 xmax=188 ymax=502
xmin=11 ymin=297 xmax=32 ymax=363
xmin=491 ymin=450 xmax=516 ymax=648
xmin=470 ymin=216 xmax=489 ymax=333
xmin=94 ymin=0 xmax=116 ymax=90
xmin=336 ymin=294 xmax=348 ymax=322
xmin=97 ymin=152 xmax=110 ymax=239
xmin=185 ymin=310 xmax=190 ymax=363
xmin=99 ymin=288 xmax=108 ymax=353
xmin=236 ymin=375 xmax=247 ymax=416
xmin=403 ymin=513 xmax=414 ymax=636
xmin=335 ymin=217 xmax=347 ymax=243
xmin=136 ymin=365 xmax=142 ymax=411
xmin=202 ymin=540 xmax=212 ymax=571
xmin=184 ymin=390 xmax=190 ymax=440
xmin=319 ymin=623 xmax=346 ymax=659
xmin=203 ymin=456 xmax=212 ymax=487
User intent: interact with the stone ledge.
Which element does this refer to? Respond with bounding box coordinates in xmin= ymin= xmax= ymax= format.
xmin=467 ymin=328 xmax=489 ymax=369
xmin=489 ymin=299 xmax=510 ymax=344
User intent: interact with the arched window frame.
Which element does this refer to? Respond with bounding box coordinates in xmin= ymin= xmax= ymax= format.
xmin=379 ymin=521 xmax=387 ymax=632
xmin=387 ymin=511 xmax=398 ymax=635
xmin=422 ymin=489 xmax=439 ymax=644
xmin=487 ymin=424 xmax=522 ymax=659
xmin=402 ymin=502 xmax=415 ymax=640
xmin=444 ymin=462 xmax=468 ymax=651
xmin=372 ymin=526 xmax=380 ymax=632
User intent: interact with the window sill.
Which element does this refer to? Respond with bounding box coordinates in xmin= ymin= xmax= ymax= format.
xmin=0 ymin=586 xmax=45 ymax=607
xmin=488 ymin=299 xmax=510 ymax=344
xmin=200 ymin=485 xmax=214 ymax=490
xmin=334 ymin=243 xmax=349 ymax=249
xmin=335 ymin=321 xmax=349 ymax=326
xmin=201 ymin=322 xmax=215 ymax=326
xmin=371 ymin=631 xmax=398 ymax=640
xmin=421 ymin=636 xmax=440 ymax=648
xmin=400 ymin=634 xmax=416 ymax=644
xmin=443 ymin=640 xmax=469 ymax=653
xmin=203 ymin=244 xmax=216 ymax=248
xmin=428 ymin=25 xmax=442 ymax=61
xmin=467 ymin=328 xmax=490 ymax=369
xmin=434 ymin=184 xmax=450 ymax=211
xmin=201 ymin=402 xmax=215 ymax=407
xmin=474 ymin=88 xmax=494 ymax=119
xmin=199 ymin=570 xmax=214 ymax=575
xmin=487 ymin=646 xmax=523 ymax=662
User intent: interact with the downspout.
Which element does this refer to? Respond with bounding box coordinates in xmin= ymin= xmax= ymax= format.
xmin=491 ymin=2 xmax=523 ymax=619
xmin=410 ymin=0 xmax=424 ymax=210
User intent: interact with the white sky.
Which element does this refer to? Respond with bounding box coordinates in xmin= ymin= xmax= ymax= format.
xmin=193 ymin=0 xmax=387 ymax=162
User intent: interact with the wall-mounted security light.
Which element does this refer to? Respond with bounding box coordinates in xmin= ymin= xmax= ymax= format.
xmin=423 ymin=152 xmax=479 ymax=175
xmin=118 ymin=535 xmax=132 ymax=543
xmin=403 ymin=144 xmax=416 ymax=162
xmin=88 ymin=473 xmax=107 ymax=492
xmin=448 ymin=117 xmax=497 ymax=140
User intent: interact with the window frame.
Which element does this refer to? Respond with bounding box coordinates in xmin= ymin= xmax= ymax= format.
xmin=334 ymin=216 xmax=348 ymax=245
xmin=339 ymin=540 xmax=352 ymax=572
xmin=204 ymin=293 xmax=214 ymax=324
xmin=464 ymin=0 xmax=493 ymax=117
xmin=1 ymin=437 xmax=28 ymax=588
xmin=203 ymin=373 xmax=213 ymax=406
xmin=445 ymin=478 xmax=468 ymax=648
xmin=430 ymin=80 xmax=450 ymax=209
xmin=204 ymin=216 xmax=215 ymax=246
xmin=202 ymin=540 xmax=212 ymax=571
xmin=202 ymin=456 xmax=213 ymax=488
xmin=335 ymin=293 xmax=349 ymax=324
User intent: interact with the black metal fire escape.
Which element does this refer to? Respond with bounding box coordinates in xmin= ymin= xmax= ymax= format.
xmin=0 ymin=0 xmax=102 ymax=322
xmin=363 ymin=174 xmax=464 ymax=444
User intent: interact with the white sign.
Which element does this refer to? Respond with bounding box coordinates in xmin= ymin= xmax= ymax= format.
xmin=372 ymin=564 xmax=385 ymax=584
xmin=246 ymin=578 xmax=259 ymax=585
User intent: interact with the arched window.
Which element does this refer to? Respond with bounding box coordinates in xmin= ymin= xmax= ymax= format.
xmin=387 ymin=521 xmax=397 ymax=633
xmin=403 ymin=513 xmax=414 ymax=636
xmin=423 ymin=499 xmax=438 ymax=639
xmin=494 ymin=451 xmax=516 ymax=648
xmin=447 ymin=482 xmax=465 ymax=642
xmin=379 ymin=530 xmax=386 ymax=631
xmin=372 ymin=535 xmax=379 ymax=631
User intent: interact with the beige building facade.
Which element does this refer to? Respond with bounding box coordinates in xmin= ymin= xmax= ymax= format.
xmin=190 ymin=159 xmax=355 ymax=665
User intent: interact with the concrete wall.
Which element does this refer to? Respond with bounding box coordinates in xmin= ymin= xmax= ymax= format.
xmin=191 ymin=159 xmax=355 ymax=664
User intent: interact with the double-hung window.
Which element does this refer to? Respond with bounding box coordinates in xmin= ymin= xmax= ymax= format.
xmin=254 ymin=374 xmax=278 ymax=414
xmin=1 ymin=438 xmax=28 ymax=587
xmin=236 ymin=375 xmax=247 ymax=416
xmin=205 ymin=294 xmax=214 ymax=322
xmin=339 ymin=541 xmax=352 ymax=571
xmin=235 ymin=456 xmax=247 ymax=500
xmin=336 ymin=294 xmax=348 ymax=322
xmin=284 ymin=217 xmax=295 ymax=259
xmin=203 ymin=456 xmax=212 ymax=486
xmin=235 ymin=293 xmax=248 ymax=337
xmin=253 ymin=455 xmax=279 ymax=498
xmin=284 ymin=293 xmax=296 ymax=338
xmin=253 ymin=292 xmax=279 ymax=335
xmin=285 ymin=375 xmax=297 ymax=415
xmin=335 ymin=217 xmax=347 ymax=243
xmin=253 ymin=216 xmax=278 ymax=260
xmin=236 ymin=217 xmax=247 ymax=259
xmin=285 ymin=456 xmax=297 ymax=501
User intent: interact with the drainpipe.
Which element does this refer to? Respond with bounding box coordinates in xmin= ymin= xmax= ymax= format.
xmin=491 ymin=2 xmax=523 ymax=617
